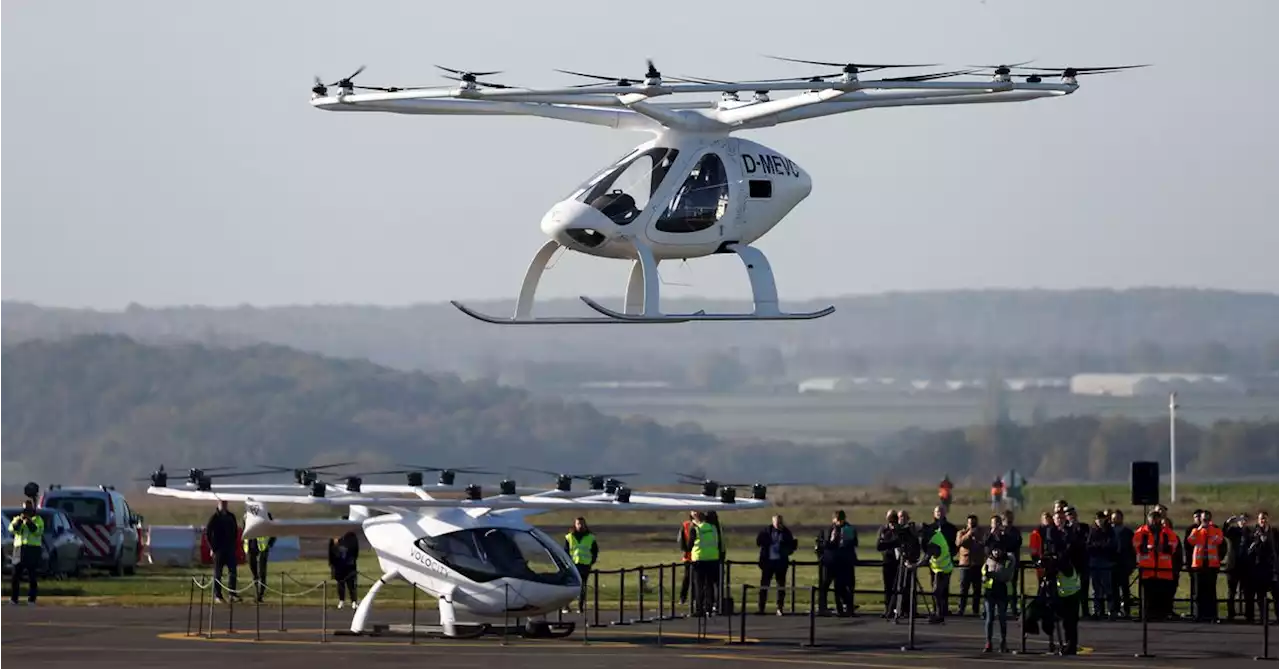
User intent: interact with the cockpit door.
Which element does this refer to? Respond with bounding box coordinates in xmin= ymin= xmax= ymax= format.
xmin=644 ymin=139 xmax=741 ymax=250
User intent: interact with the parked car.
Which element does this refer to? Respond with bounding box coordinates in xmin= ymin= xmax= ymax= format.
xmin=2 ymin=507 xmax=86 ymax=577
xmin=38 ymin=485 xmax=142 ymax=576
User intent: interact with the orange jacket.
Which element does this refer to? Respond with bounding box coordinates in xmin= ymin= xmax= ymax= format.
xmin=1133 ymin=523 xmax=1178 ymax=580
xmin=1188 ymin=523 xmax=1225 ymax=569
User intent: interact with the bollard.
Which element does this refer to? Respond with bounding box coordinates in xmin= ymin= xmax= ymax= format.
xmin=739 ymin=583 xmax=748 ymax=644
xmin=411 ymin=585 xmax=418 ymax=645
xmin=321 ymin=581 xmax=327 ymax=643
xmin=901 ymin=569 xmax=917 ymax=651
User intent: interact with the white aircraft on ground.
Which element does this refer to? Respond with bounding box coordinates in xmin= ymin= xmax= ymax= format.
xmin=145 ymin=463 xmax=767 ymax=637
xmin=308 ymin=57 xmax=1144 ymax=324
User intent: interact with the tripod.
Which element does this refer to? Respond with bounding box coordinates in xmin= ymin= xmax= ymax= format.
xmin=888 ymin=554 xmax=932 ymax=621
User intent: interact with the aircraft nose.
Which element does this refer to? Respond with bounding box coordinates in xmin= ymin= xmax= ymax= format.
xmin=541 ymin=200 xmax=615 ymax=249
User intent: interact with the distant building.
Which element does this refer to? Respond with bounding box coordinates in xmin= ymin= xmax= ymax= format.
xmin=1069 ymin=373 xmax=1248 ymax=397
xmin=797 ymin=376 xmax=1068 ymax=394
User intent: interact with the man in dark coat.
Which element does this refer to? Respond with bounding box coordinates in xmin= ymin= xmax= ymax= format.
xmin=755 ymin=515 xmax=797 ymax=614
xmin=876 ymin=510 xmax=902 ymax=617
xmin=205 ymin=501 xmax=240 ymax=603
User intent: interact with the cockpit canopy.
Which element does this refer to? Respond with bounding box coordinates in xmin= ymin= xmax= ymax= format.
xmin=574 ymin=147 xmax=681 ymax=227
xmin=414 ymin=527 xmax=578 ymax=586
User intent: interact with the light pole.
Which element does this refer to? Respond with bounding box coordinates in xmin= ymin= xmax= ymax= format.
xmin=1169 ymin=391 xmax=1178 ymax=503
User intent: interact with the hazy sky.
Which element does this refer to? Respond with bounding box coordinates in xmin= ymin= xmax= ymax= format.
xmin=3 ymin=0 xmax=1276 ymax=309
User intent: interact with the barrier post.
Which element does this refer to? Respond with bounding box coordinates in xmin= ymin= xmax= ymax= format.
xmin=196 ymin=578 xmax=206 ymax=639
xmin=593 ymin=570 xmax=601 ymax=627
xmin=228 ymin=591 xmax=235 ymax=634
xmin=321 ymin=580 xmax=327 ymax=643
xmin=502 ymin=583 xmax=509 ymax=646
xmin=254 ymin=592 xmax=261 ymax=641
xmin=660 ymin=565 xmax=670 ymax=624
xmin=739 ymin=583 xmax=748 ymax=644
xmin=1135 ymin=577 xmax=1153 ymax=658
xmin=278 ymin=573 xmax=285 ymax=632
xmin=801 ymin=585 xmax=817 ymax=647
xmin=186 ymin=578 xmax=196 ymax=637
xmin=582 ymin=600 xmax=590 ymax=646
xmin=613 ymin=569 xmax=630 ymax=626
xmin=411 ymin=585 xmax=418 ymax=645
xmin=789 ymin=561 xmax=797 ymax=614
xmin=637 ymin=566 xmax=647 ymax=623
xmin=900 ymin=568 xmax=917 ymax=651
xmin=207 ymin=578 xmax=216 ymax=639
xmin=1018 ymin=591 xmax=1027 ymax=655
xmin=1256 ymin=593 xmax=1271 ymax=661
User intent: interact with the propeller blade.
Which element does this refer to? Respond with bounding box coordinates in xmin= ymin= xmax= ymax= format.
xmin=441 ymin=74 xmax=513 ymax=89
xmin=965 ymin=60 xmax=1036 ymax=70
xmin=875 ymin=68 xmax=982 ymax=82
xmin=1019 ymin=64 xmax=1148 ymax=73
xmin=764 ymin=55 xmax=938 ymax=71
xmin=434 ymin=65 xmax=503 ymax=77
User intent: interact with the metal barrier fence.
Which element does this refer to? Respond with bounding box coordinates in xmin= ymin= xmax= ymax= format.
xmin=183 ymin=560 xmax=1276 ymax=660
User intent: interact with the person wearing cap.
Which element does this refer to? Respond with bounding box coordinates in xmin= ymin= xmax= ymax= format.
xmin=1063 ymin=506 xmax=1089 ymax=616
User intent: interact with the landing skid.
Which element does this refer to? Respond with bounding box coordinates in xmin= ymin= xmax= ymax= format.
xmin=451 ymin=300 xmax=699 ymax=325
xmin=453 ymin=238 xmax=833 ymax=325
xmin=579 ymin=296 xmax=835 ymax=322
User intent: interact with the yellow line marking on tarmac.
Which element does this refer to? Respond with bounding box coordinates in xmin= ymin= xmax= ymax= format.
xmin=680 ymin=653 xmax=943 ymax=669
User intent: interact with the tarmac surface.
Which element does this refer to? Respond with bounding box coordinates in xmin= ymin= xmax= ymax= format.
xmin=3 ymin=603 xmax=1276 ymax=669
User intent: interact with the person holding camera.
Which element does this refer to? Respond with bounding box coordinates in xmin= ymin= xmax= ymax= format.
xmin=8 ymin=500 xmax=45 ymax=606
xmin=876 ymin=510 xmax=902 ymax=617
xmin=981 ymin=543 xmax=1015 ymax=653
xmin=956 ymin=514 xmax=986 ymax=616
xmin=818 ymin=510 xmax=857 ymax=616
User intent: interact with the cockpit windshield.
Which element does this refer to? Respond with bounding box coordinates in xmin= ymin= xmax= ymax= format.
xmin=575 ymin=148 xmax=681 ymax=226
xmin=415 ymin=528 xmax=576 ymax=585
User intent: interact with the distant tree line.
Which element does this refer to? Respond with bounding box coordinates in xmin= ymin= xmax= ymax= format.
xmin=2 ymin=335 xmax=1274 ymax=490
xmin=3 ymin=288 xmax=1275 ymax=385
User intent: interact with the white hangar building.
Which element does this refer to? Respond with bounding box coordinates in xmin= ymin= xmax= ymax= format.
xmin=1069 ymin=373 xmax=1248 ymax=397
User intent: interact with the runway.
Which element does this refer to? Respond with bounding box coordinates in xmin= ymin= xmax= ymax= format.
xmin=3 ymin=604 xmax=1274 ymax=668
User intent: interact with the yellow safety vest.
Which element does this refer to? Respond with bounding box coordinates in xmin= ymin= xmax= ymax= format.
xmin=243 ymin=536 xmax=269 ymax=553
xmin=691 ymin=522 xmax=720 ymax=562
xmin=929 ymin=531 xmax=953 ymax=574
xmin=564 ymin=532 xmax=595 ymax=565
xmin=982 ymin=557 xmax=1013 ymax=589
xmin=1058 ymin=571 xmax=1081 ymax=597
xmin=9 ymin=514 xmax=44 ymax=548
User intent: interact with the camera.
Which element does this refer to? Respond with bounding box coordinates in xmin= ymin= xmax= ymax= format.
xmin=813 ymin=532 xmax=826 ymax=557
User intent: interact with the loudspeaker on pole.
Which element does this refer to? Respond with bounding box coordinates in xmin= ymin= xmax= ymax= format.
xmin=1130 ymin=461 xmax=1160 ymax=506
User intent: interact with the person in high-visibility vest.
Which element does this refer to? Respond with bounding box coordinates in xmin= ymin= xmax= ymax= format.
xmin=8 ymin=500 xmax=44 ymax=605
xmin=689 ymin=511 xmax=722 ymax=617
xmin=1188 ymin=510 xmax=1225 ymax=622
xmin=243 ymin=516 xmax=277 ymax=604
xmin=1132 ymin=510 xmax=1178 ymax=621
xmin=1055 ymin=558 xmax=1083 ymax=656
xmin=981 ymin=545 xmax=1015 ymax=653
xmin=920 ymin=525 xmax=953 ymax=624
xmin=563 ymin=517 xmax=597 ymax=614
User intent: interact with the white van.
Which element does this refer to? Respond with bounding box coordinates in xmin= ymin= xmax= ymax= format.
xmin=39 ymin=485 xmax=142 ymax=576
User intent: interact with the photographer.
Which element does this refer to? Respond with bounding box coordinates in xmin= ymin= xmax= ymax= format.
xmin=956 ymin=514 xmax=985 ymax=616
xmin=981 ymin=545 xmax=1015 ymax=653
xmin=875 ymin=510 xmax=902 ymax=617
xmin=1086 ymin=511 xmax=1117 ymax=619
xmin=817 ymin=510 xmax=857 ymax=616
xmin=8 ymin=500 xmax=44 ymax=605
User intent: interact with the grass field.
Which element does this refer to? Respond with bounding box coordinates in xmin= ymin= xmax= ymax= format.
xmin=17 ymin=481 xmax=1274 ymax=613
